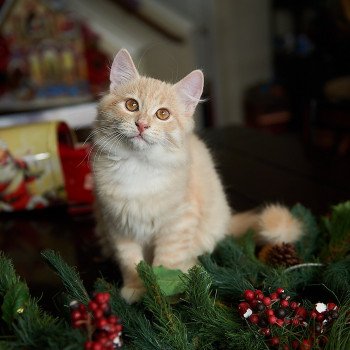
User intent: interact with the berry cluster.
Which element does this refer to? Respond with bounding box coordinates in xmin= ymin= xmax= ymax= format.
xmin=238 ymin=288 xmax=339 ymax=349
xmin=69 ymin=292 xmax=123 ymax=350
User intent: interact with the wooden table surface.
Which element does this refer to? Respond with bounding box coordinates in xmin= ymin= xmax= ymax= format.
xmin=201 ymin=126 xmax=350 ymax=214
xmin=1 ymin=126 xmax=349 ymax=311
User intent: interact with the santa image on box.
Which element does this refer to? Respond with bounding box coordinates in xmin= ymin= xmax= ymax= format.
xmin=0 ymin=139 xmax=48 ymax=211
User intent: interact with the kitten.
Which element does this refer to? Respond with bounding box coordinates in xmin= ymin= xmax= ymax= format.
xmin=92 ymin=49 xmax=302 ymax=304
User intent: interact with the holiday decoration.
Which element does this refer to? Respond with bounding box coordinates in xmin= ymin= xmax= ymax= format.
xmin=238 ymin=287 xmax=340 ymax=348
xmin=0 ymin=121 xmax=93 ymax=213
xmin=0 ymin=202 xmax=349 ymax=349
xmin=69 ymin=293 xmax=123 ymax=349
xmin=0 ymin=0 xmax=110 ymax=110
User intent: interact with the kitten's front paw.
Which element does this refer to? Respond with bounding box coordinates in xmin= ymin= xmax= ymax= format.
xmin=120 ymin=285 xmax=145 ymax=304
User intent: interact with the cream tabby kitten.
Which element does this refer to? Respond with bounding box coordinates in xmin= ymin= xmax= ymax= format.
xmin=92 ymin=49 xmax=302 ymax=304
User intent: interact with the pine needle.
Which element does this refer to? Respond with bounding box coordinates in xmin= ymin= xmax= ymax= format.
xmin=0 ymin=252 xmax=20 ymax=296
xmin=292 ymin=203 xmax=320 ymax=260
xmin=94 ymin=278 xmax=166 ymax=350
xmin=182 ymin=266 xmax=243 ymax=347
xmin=41 ymin=250 xmax=89 ymax=304
xmin=137 ymin=261 xmax=194 ymax=350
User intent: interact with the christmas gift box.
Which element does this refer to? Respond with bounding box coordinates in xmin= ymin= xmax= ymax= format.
xmin=0 ymin=121 xmax=93 ymax=212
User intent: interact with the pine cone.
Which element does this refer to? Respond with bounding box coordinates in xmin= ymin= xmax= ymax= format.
xmin=258 ymin=243 xmax=301 ymax=267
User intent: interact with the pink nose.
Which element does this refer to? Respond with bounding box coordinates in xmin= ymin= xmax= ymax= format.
xmin=135 ymin=121 xmax=150 ymax=133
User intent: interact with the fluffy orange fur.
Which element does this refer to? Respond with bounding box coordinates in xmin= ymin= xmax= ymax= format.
xmin=92 ymin=49 xmax=303 ymax=303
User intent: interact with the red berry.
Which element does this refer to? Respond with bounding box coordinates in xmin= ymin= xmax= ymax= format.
xmin=91 ymin=343 xmax=103 ymax=350
xmin=248 ymin=314 xmax=259 ymax=324
xmin=310 ymin=310 xmax=318 ymax=319
xmin=276 ymin=288 xmax=285 ymax=294
xmin=88 ymin=301 xmax=99 ymax=311
xmin=238 ymin=302 xmax=252 ymax=317
xmin=316 ymin=313 xmax=324 ymax=322
xmin=292 ymin=318 xmax=300 ymax=326
xmin=244 ymin=290 xmax=255 ymax=301
xmin=284 ymin=318 xmax=291 ymax=325
xmin=115 ymin=324 xmax=123 ymax=332
xmin=256 ymin=293 xmax=264 ymax=301
xmin=295 ymin=307 xmax=307 ymax=320
xmin=280 ymin=300 xmax=289 ymax=308
xmin=270 ymin=292 xmax=278 ymax=300
xmin=283 ymin=345 xmax=290 ymax=350
xmin=108 ymin=332 xmax=117 ymax=340
xmin=276 ymin=318 xmax=284 ymax=327
xmin=268 ymin=315 xmax=277 ymax=324
xmin=266 ymin=309 xmax=275 ymax=317
xmin=107 ymin=315 xmax=119 ymax=324
xmin=94 ymin=293 xmax=106 ymax=304
xmin=291 ymin=340 xmax=299 ymax=349
xmin=95 ymin=318 xmax=108 ymax=329
xmin=79 ymin=304 xmax=87 ymax=312
xmin=269 ymin=337 xmax=280 ymax=347
xmin=260 ymin=328 xmax=271 ymax=337
xmin=100 ymin=302 xmax=109 ymax=312
xmin=300 ymin=339 xmax=312 ymax=350
xmin=262 ymin=297 xmax=271 ymax=306
xmin=250 ymin=299 xmax=259 ymax=309
xmin=290 ymin=301 xmax=298 ymax=309
xmin=84 ymin=341 xmax=93 ymax=350
xmin=327 ymin=302 xmax=337 ymax=310
xmin=93 ymin=309 xmax=104 ymax=319
xmin=71 ymin=310 xmax=82 ymax=321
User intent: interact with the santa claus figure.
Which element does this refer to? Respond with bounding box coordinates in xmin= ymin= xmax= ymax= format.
xmin=0 ymin=140 xmax=48 ymax=211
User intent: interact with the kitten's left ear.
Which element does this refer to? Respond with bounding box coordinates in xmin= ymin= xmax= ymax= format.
xmin=174 ymin=70 xmax=204 ymax=115
xmin=110 ymin=49 xmax=139 ymax=90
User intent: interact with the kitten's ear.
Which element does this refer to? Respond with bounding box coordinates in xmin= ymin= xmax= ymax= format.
xmin=110 ymin=49 xmax=139 ymax=90
xmin=174 ymin=70 xmax=204 ymax=115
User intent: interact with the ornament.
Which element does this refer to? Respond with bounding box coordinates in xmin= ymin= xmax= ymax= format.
xmin=238 ymin=288 xmax=340 ymax=349
xmin=69 ymin=292 xmax=123 ymax=349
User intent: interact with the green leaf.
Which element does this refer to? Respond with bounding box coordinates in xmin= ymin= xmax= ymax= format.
xmin=152 ymin=265 xmax=186 ymax=297
xmin=1 ymin=281 xmax=30 ymax=325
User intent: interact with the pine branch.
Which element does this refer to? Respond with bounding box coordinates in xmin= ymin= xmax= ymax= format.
xmin=292 ymin=204 xmax=320 ymax=260
xmin=0 ymin=252 xmax=20 ymax=296
xmin=0 ymin=253 xmax=85 ymax=349
xmin=12 ymin=299 xmax=85 ymax=350
xmin=199 ymin=254 xmax=254 ymax=298
xmin=182 ymin=265 xmax=259 ymax=349
xmin=325 ymin=296 xmax=350 ymax=350
xmin=263 ymin=264 xmax=321 ymax=296
xmin=94 ymin=278 xmax=167 ymax=350
xmin=41 ymin=250 xmax=89 ymax=304
xmin=322 ymin=201 xmax=350 ymax=262
xmin=323 ymin=258 xmax=350 ymax=302
xmin=137 ymin=261 xmax=194 ymax=350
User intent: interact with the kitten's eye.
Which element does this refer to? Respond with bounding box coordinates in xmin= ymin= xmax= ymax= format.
xmin=125 ymin=99 xmax=139 ymax=112
xmin=156 ymin=108 xmax=170 ymax=121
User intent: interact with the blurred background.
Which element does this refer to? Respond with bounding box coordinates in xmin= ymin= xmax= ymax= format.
xmin=0 ymin=0 xmax=349 ymax=140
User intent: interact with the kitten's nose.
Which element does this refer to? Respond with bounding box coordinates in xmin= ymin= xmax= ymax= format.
xmin=135 ymin=121 xmax=150 ymax=133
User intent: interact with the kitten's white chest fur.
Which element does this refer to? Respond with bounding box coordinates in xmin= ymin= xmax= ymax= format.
xmin=93 ymin=145 xmax=189 ymax=242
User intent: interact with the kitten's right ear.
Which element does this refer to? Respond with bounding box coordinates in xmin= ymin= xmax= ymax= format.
xmin=110 ymin=49 xmax=139 ymax=90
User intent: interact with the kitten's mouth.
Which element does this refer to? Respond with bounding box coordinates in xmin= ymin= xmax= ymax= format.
xmin=132 ymin=134 xmax=145 ymax=140
xmin=130 ymin=133 xmax=149 ymax=144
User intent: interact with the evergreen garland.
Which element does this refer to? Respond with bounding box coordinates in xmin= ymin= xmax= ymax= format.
xmin=0 ymin=202 xmax=349 ymax=349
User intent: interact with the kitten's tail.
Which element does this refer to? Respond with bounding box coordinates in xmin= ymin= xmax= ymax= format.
xmin=229 ymin=204 xmax=302 ymax=244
